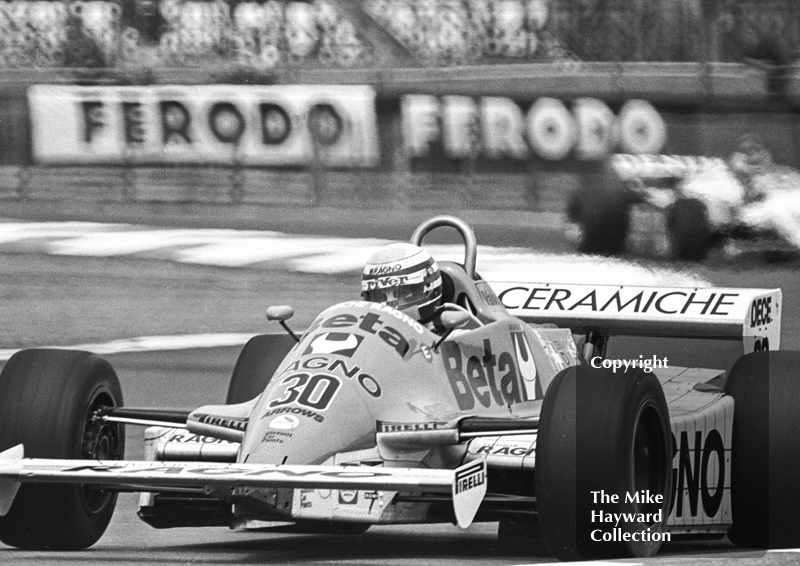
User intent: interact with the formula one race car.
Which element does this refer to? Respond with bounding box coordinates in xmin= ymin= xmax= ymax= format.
xmin=567 ymin=153 xmax=800 ymax=261
xmin=1 ymin=216 xmax=798 ymax=561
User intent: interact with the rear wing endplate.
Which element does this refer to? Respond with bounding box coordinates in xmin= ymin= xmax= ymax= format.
xmin=488 ymin=282 xmax=781 ymax=353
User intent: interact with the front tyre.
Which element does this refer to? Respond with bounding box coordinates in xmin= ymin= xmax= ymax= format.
xmin=668 ymin=198 xmax=712 ymax=261
xmin=226 ymin=334 xmax=297 ymax=404
xmin=0 ymin=349 xmax=124 ymax=550
xmin=568 ymin=163 xmax=633 ymax=257
xmin=536 ymin=366 xmax=672 ymax=560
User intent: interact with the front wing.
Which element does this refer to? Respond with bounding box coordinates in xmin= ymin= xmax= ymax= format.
xmin=0 ymin=445 xmax=486 ymax=528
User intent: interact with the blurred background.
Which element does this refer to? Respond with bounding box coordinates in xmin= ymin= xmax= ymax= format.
xmin=1 ymin=0 xmax=800 ymax=349
xmin=1 ymin=5 xmax=799 ymax=559
xmin=2 ymin=0 xmax=800 ymax=218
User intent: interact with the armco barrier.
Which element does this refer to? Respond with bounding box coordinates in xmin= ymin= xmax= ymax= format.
xmin=0 ymin=166 xmax=570 ymax=212
xmin=1 ymin=63 xmax=799 ymax=214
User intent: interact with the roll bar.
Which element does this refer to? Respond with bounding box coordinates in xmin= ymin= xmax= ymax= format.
xmin=410 ymin=216 xmax=477 ymax=279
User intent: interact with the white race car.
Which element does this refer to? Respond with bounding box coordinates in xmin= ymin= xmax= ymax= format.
xmin=568 ymin=153 xmax=800 ymax=261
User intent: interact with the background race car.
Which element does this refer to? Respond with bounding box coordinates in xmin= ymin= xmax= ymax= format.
xmin=566 ymin=149 xmax=800 ymax=262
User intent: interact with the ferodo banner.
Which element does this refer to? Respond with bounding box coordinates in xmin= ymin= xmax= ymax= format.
xmin=28 ymin=85 xmax=380 ymax=167
xmin=403 ymin=95 xmax=666 ymax=161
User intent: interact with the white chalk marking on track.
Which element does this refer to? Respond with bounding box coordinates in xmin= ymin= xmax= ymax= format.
xmin=0 ymin=220 xmax=710 ymax=287
xmin=289 ymin=244 xmax=708 ymax=287
xmin=48 ymin=228 xmax=282 ymax=257
xmin=0 ymin=221 xmax=112 ymax=244
xmin=176 ymin=236 xmax=387 ymax=267
xmin=289 ymin=250 xmax=382 ymax=274
xmin=0 ymin=333 xmax=254 ymax=362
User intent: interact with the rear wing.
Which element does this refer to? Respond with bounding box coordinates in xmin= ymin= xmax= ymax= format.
xmin=488 ymin=282 xmax=781 ymax=353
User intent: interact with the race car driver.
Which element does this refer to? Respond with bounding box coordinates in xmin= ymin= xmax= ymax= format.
xmin=361 ymin=243 xmax=445 ymax=328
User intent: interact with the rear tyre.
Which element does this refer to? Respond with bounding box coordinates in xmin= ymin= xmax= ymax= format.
xmin=571 ymin=185 xmax=632 ymax=256
xmin=226 ymin=334 xmax=297 ymax=404
xmin=536 ymin=366 xmax=672 ymax=560
xmin=0 ymin=349 xmax=124 ymax=550
xmin=667 ymin=198 xmax=712 ymax=261
xmin=723 ymin=351 xmax=800 ymax=548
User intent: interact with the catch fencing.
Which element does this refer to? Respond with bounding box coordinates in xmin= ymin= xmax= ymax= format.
xmin=550 ymin=0 xmax=800 ymax=64
xmin=0 ymin=0 xmax=798 ymax=71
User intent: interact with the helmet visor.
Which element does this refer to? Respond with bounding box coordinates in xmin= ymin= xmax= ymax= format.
xmin=362 ymin=284 xmax=423 ymax=308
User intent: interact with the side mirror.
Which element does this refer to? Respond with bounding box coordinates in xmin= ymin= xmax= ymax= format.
xmin=266 ymin=306 xmax=299 ymax=342
xmin=266 ymin=305 xmax=294 ymax=322
xmin=439 ymin=310 xmax=470 ymax=331
xmin=433 ymin=310 xmax=471 ymax=352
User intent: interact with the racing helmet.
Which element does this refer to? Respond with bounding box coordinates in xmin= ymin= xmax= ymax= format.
xmin=361 ymin=243 xmax=442 ymax=320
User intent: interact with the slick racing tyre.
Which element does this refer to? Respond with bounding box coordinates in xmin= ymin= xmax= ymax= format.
xmin=667 ymin=198 xmax=712 ymax=261
xmin=536 ymin=365 xmax=672 ymax=560
xmin=226 ymin=334 xmax=297 ymax=404
xmin=723 ymin=351 xmax=800 ymax=549
xmin=570 ymin=184 xmax=632 ymax=256
xmin=0 ymin=349 xmax=124 ymax=550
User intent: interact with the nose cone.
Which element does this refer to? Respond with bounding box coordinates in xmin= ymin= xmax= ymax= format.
xmin=239 ymin=370 xmax=375 ymax=465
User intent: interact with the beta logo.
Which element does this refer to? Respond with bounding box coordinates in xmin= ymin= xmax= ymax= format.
xmin=750 ymin=297 xmax=773 ymax=328
xmin=511 ymin=330 xmax=539 ymax=400
xmin=307 ymin=312 xmax=412 ymax=358
xmin=442 ymin=339 xmax=536 ymax=410
xmin=303 ymin=332 xmax=363 ymax=357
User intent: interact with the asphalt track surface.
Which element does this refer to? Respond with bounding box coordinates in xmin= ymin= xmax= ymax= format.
xmin=1 ymin=210 xmax=799 ymax=564
xmin=1 ymin=203 xmax=572 ymax=251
